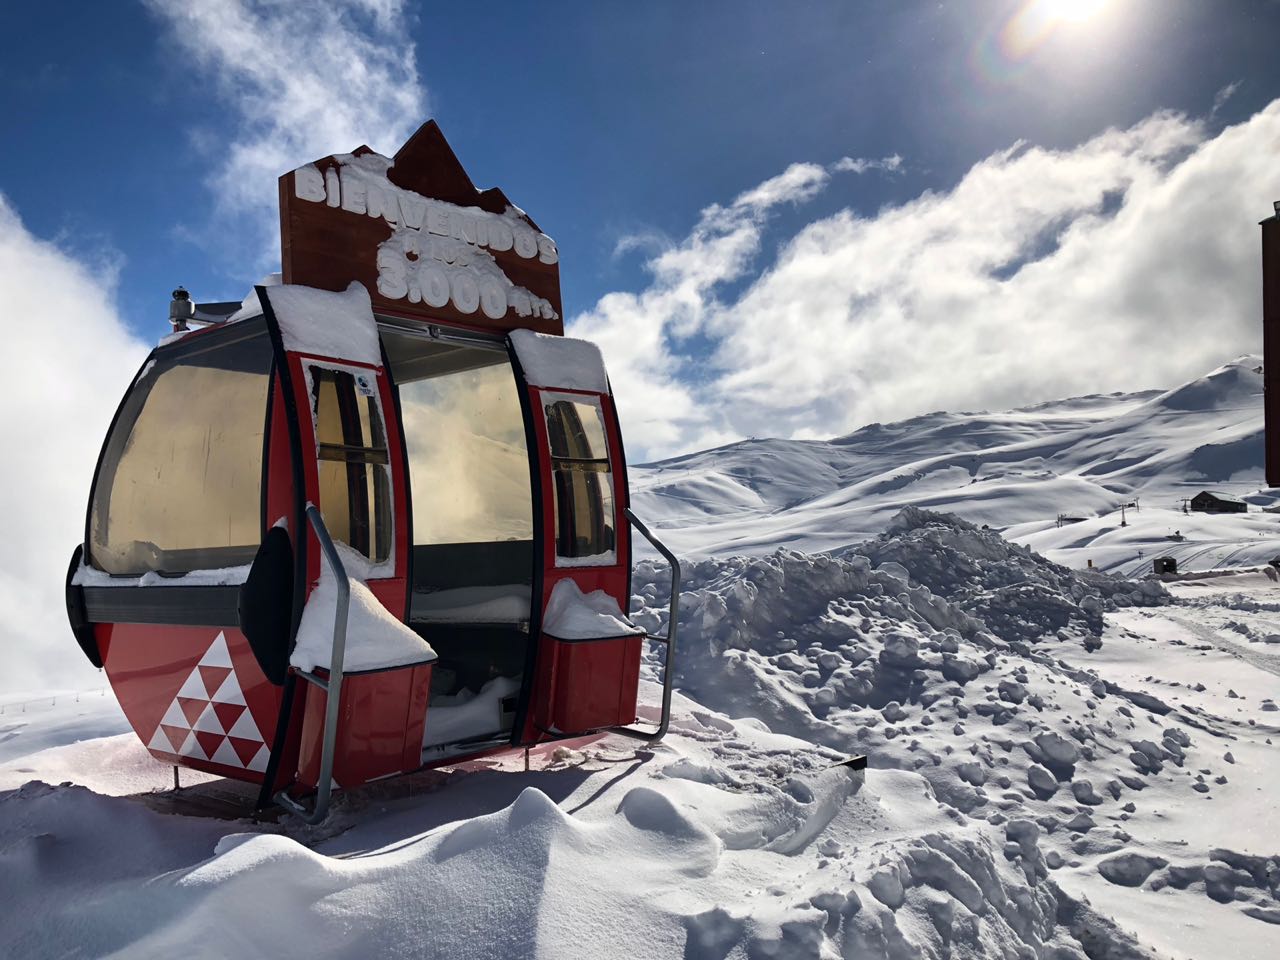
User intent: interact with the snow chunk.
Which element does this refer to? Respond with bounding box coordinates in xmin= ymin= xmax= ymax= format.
xmin=263 ymin=282 xmax=382 ymax=367
xmin=291 ymin=542 xmax=435 ymax=673
xmin=422 ymin=675 xmax=520 ymax=748
xmin=1097 ymin=852 xmax=1167 ymax=887
xmin=509 ymin=329 xmax=609 ymax=394
xmin=543 ymin=579 xmax=643 ymax=640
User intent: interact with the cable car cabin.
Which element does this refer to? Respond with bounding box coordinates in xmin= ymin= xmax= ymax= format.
xmin=63 ymin=122 xmax=679 ymax=821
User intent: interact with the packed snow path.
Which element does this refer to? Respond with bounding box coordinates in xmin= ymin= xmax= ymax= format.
xmin=1 ymin=511 xmax=1277 ymax=958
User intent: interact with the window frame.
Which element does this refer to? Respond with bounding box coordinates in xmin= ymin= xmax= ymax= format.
xmin=302 ymin=359 xmax=396 ymax=576
xmin=85 ymin=319 xmax=274 ymax=578
xmin=540 ymin=390 xmax=618 ymax=569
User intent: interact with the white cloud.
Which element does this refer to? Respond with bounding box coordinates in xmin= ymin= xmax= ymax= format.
xmin=144 ymin=0 xmax=426 ymax=268
xmin=568 ymin=163 xmax=830 ymax=455
xmin=0 ymin=196 xmax=149 ymax=693
xmin=581 ymin=102 xmax=1280 ymax=460
xmin=832 ymin=154 xmax=903 ymax=175
xmin=1212 ymin=80 xmax=1241 ymax=119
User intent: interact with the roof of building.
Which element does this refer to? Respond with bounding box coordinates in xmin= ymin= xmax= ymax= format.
xmin=1194 ymin=490 xmax=1247 ymax=504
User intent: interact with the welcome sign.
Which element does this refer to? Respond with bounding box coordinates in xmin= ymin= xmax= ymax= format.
xmin=279 ymin=121 xmax=563 ymax=335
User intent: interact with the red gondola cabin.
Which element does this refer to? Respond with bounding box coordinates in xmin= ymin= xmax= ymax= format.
xmin=64 ymin=122 xmax=679 ymax=821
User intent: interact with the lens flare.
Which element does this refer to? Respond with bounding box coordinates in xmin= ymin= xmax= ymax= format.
xmin=971 ymin=0 xmax=1115 ymax=86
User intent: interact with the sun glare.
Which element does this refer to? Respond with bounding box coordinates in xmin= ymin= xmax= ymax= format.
xmin=1040 ymin=0 xmax=1111 ymax=23
xmin=996 ymin=0 xmax=1115 ymax=62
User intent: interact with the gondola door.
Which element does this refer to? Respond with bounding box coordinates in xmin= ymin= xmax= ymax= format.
xmin=256 ymin=285 xmax=424 ymax=792
xmin=508 ymin=331 xmax=645 ymax=741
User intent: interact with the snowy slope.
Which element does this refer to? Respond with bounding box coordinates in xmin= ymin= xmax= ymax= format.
xmin=2 ymin=510 xmax=1278 ymax=958
xmin=633 ymin=357 xmax=1278 ymax=575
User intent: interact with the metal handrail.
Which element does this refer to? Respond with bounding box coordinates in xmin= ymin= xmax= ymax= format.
xmin=275 ymin=504 xmax=350 ymax=824
xmin=613 ymin=508 xmax=680 ymax=743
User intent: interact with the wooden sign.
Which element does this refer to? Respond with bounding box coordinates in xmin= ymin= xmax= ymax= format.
xmin=279 ymin=121 xmax=563 ymax=336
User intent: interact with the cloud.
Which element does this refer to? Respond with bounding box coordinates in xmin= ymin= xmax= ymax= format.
xmin=580 ymin=101 xmax=1280 ymax=460
xmin=568 ymin=163 xmax=831 ymax=454
xmin=144 ymin=0 xmax=426 ymax=268
xmin=0 ymin=196 xmax=149 ymax=693
xmin=1212 ymin=80 xmax=1241 ymax=118
xmin=832 ymin=154 xmax=904 ymax=175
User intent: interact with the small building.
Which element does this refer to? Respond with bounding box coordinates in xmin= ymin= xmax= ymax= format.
xmin=1189 ymin=491 xmax=1248 ymax=514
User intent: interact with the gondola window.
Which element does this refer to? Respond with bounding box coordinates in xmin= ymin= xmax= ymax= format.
xmin=310 ymin=366 xmax=392 ymax=564
xmin=544 ymin=396 xmax=615 ymax=563
xmin=89 ymin=329 xmax=272 ymax=576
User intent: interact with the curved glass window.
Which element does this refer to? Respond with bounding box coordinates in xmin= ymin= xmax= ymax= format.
xmin=89 ymin=325 xmax=272 ymax=575
xmin=544 ymin=394 xmax=615 ymax=564
xmin=309 ymin=365 xmax=392 ymax=564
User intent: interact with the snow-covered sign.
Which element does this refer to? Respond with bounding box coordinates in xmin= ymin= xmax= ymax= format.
xmin=279 ymin=120 xmax=563 ymax=335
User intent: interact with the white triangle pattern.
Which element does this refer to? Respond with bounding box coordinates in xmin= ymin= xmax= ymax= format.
xmin=147 ymin=726 xmax=175 ymax=754
xmin=200 ymin=633 xmax=233 ymax=668
xmin=211 ymin=672 xmax=246 ymax=706
xmin=193 ymin=704 xmax=225 ymax=735
xmin=227 ymin=709 xmax=264 ymax=742
xmin=146 ymin=631 xmax=267 ymax=773
xmin=177 ymin=670 xmax=209 ymax=700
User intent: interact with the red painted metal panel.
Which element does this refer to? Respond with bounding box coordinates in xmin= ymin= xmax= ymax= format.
xmin=100 ymin=622 xmax=281 ymax=782
xmin=533 ymin=635 xmax=642 ymax=735
xmin=295 ymin=663 xmax=432 ymax=788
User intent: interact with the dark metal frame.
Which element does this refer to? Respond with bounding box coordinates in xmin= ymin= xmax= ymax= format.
xmin=612 ymin=508 xmax=680 ymax=743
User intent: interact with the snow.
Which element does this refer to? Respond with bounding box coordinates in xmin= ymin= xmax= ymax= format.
xmin=290 ymin=542 xmax=435 ymax=673
xmin=262 ymin=281 xmax=383 ymax=367
xmin=71 ymin=563 xmax=251 ymax=588
xmin=5 ymin=355 xmax=1280 ymax=959
xmin=291 ymin=152 xmax=561 ymax=322
xmin=410 ymin=584 xmax=531 ymax=623
xmin=509 ymin=328 xmax=610 ymax=394
xmin=542 ymin=578 xmax=644 ymax=639
xmin=422 ymin=675 xmax=521 ymax=748
xmin=633 ymin=356 xmax=1279 ymax=577
xmin=222 ymin=272 xmax=283 ymax=324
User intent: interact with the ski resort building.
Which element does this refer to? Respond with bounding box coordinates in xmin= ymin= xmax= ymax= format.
xmin=1189 ymin=491 xmax=1248 ymax=514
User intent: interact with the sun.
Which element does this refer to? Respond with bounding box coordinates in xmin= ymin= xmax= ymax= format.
xmin=995 ymin=0 xmax=1116 ymax=62
xmin=1036 ymin=0 xmax=1112 ymax=24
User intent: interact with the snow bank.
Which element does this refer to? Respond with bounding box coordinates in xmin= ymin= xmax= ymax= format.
xmin=291 ymin=542 xmax=435 ymax=673
xmin=858 ymin=506 xmax=1169 ymax=642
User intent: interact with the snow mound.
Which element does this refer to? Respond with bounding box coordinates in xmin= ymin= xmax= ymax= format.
xmin=857 ymin=506 xmax=1170 ymax=642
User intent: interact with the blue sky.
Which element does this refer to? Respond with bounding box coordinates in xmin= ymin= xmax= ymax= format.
xmin=3 ymin=1 xmax=1275 ymax=340
xmin=2 ymin=0 xmax=1280 ymax=689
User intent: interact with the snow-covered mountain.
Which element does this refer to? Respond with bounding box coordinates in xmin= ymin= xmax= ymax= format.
xmin=634 ymin=357 xmax=1276 ymax=575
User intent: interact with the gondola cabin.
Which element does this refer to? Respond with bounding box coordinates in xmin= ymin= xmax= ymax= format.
xmin=64 ymin=122 xmax=678 ymax=821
